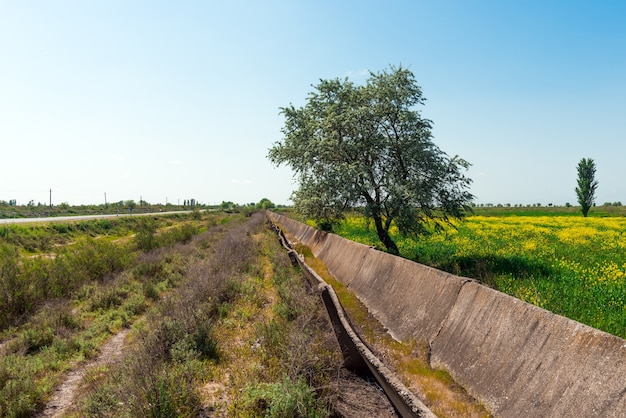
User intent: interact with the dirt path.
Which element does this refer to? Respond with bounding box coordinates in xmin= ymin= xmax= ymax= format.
xmin=37 ymin=329 xmax=130 ymax=418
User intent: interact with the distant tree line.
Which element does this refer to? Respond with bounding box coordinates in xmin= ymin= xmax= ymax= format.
xmin=471 ymin=201 xmax=623 ymax=208
xmin=220 ymin=198 xmax=277 ymax=214
xmin=0 ymin=199 xmax=210 ymax=219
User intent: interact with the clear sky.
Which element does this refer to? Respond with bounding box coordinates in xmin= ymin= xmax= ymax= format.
xmin=2 ymin=1 xmax=625 ymax=207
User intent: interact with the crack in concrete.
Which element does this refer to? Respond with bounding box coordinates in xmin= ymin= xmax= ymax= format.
xmin=426 ymin=278 xmax=475 ymax=368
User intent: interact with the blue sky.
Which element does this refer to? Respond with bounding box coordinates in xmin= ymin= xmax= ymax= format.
xmin=1 ymin=1 xmax=625 ymax=206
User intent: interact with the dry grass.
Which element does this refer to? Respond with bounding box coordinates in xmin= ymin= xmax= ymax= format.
xmin=66 ymin=212 xmax=347 ymax=417
xmin=203 ymin=223 xmax=342 ymax=416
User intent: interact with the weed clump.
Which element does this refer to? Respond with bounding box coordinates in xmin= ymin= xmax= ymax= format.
xmin=243 ymin=376 xmax=326 ymax=418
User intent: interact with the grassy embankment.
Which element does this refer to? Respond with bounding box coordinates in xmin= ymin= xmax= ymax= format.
xmin=0 ymin=211 xmax=360 ymax=417
xmin=0 ymin=212 xmax=217 ymax=416
xmin=333 ymin=206 xmax=626 ymax=339
xmin=0 ymin=202 xmax=195 ymax=219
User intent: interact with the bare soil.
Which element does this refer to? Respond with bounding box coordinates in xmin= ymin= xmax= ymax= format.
xmin=37 ymin=329 xmax=130 ymax=418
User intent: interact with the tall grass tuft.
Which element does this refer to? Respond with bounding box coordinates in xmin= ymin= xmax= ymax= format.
xmin=243 ymin=376 xmax=326 ymax=418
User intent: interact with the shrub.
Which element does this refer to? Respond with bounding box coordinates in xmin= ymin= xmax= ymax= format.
xmin=134 ymin=219 xmax=157 ymax=251
xmin=20 ymin=325 xmax=55 ymax=354
xmin=144 ymin=319 xmax=187 ymax=362
xmin=0 ymin=243 xmax=30 ymax=329
xmin=192 ymin=323 xmax=219 ymax=361
xmin=135 ymin=250 xmax=167 ymax=281
xmin=158 ymin=223 xmax=198 ymax=247
xmin=65 ymin=238 xmax=132 ymax=282
xmin=143 ymin=282 xmax=160 ymax=301
xmin=89 ymin=286 xmax=126 ymax=312
xmin=143 ymin=366 xmax=201 ymax=418
xmin=123 ymin=294 xmax=148 ymax=316
xmin=0 ymin=371 xmax=40 ymax=418
xmin=244 ymin=376 xmax=326 ymax=418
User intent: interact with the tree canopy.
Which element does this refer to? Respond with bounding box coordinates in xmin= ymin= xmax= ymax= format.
xmin=268 ymin=66 xmax=473 ymax=254
xmin=575 ymin=158 xmax=598 ymax=217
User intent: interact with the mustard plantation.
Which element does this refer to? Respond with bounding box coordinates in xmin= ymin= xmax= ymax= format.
xmin=335 ymin=215 xmax=626 ymax=338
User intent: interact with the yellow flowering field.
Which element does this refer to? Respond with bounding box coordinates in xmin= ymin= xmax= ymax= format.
xmin=335 ymin=215 xmax=626 ymax=338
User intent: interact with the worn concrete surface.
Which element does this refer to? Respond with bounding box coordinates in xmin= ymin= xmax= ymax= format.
xmin=270 ymin=212 xmax=626 ymax=418
xmin=271 ymin=217 xmax=435 ymax=417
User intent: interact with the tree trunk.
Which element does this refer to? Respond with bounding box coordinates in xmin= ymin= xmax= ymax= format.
xmin=372 ymin=214 xmax=399 ymax=255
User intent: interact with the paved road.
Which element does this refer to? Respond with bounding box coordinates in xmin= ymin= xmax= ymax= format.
xmin=0 ymin=211 xmax=195 ymax=225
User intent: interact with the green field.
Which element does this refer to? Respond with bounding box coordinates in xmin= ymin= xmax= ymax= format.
xmin=333 ymin=208 xmax=626 ymax=339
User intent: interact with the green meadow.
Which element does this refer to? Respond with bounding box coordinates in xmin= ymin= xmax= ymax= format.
xmin=333 ymin=209 xmax=626 ymax=339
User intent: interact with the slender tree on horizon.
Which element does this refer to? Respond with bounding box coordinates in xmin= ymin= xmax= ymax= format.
xmin=575 ymin=158 xmax=598 ymax=217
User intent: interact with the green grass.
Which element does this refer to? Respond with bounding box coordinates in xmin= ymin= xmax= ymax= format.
xmin=0 ymin=211 xmax=236 ymax=417
xmin=471 ymin=204 xmax=626 ymax=217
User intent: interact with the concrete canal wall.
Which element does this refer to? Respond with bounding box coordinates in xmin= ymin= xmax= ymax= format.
xmin=269 ymin=212 xmax=626 ymax=417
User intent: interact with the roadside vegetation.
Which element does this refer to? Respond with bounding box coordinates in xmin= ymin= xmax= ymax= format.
xmin=70 ymin=212 xmax=341 ymax=417
xmin=330 ymin=207 xmax=626 ymax=339
xmin=0 ymin=213 xmax=213 ymax=329
xmin=0 ymin=212 xmax=204 ymax=254
xmin=0 ymin=198 xmax=281 ymax=220
xmin=1 ymin=209 xmax=396 ymax=417
xmin=0 ymin=211 xmax=219 ymax=416
xmin=0 ymin=201 xmax=198 ymax=219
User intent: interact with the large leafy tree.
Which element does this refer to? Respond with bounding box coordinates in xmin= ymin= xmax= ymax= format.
xmin=268 ymin=66 xmax=473 ymax=254
xmin=575 ymin=158 xmax=599 ymax=217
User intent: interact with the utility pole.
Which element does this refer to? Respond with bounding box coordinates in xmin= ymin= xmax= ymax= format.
xmin=49 ymin=188 xmax=52 ymax=208
xmin=104 ymin=192 xmax=108 ymax=209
